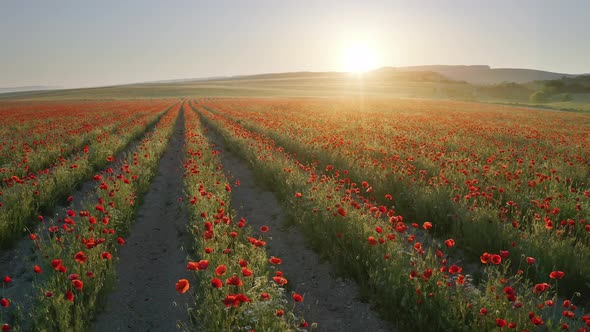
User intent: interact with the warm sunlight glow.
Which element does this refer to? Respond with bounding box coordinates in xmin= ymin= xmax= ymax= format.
xmin=341 ymin=43 xmax=379 ymax=73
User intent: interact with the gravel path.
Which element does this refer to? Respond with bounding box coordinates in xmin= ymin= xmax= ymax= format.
xmin=92 ymin=109 xmax=190 ymax=332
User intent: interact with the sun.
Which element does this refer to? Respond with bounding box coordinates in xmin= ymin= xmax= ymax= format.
xmin=341 ymin=43 xmax=379 ymax=73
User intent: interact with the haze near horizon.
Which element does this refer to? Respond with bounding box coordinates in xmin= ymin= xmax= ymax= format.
xmin=1 ymin=0 xmax=589 ymax=88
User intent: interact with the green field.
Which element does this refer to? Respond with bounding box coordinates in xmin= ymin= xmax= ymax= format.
xmin=4 ymin=73 xmax=590 ymax=115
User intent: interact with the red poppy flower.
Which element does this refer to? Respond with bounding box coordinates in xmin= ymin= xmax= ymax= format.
xmin=2 ymin=276 xmax=11 ymax=283
xmin=448 ymin=265 xmax=462 ymax=274
xmin=225 ymin=276 xmax=243 ymax=286
xmin=74 ymin=251 xmax=87 ymax=264
xmin=2 ymin=323 xmax=10 ymax=331
xmin=526 ymin=257 xmax=535 ymax=265
xmin=273 ymin=276 xmax=288 ymax=285
xmin=337 ymin=207 xmax=346 ymax=216
xmin=65 ymin=290 xmax=74 ymax=301
xmin=176 ymin=279 xmax=190 ymax=293
xmin=34 ymin=265 xmax=42 ymax=274
xmin=211 ymin=278 xmax=223 ymax=289
xmin=444 ymin=239 xmax=455 ymax=248
xmin=260 ymin=226 xmax=269 ymax=232
xmin=480 ymin=253 xmax=490 ymax=264
xmin=215 ymin=265 xmax=227 ymax=276
xmin=239 ymin=259 xmax=248 ymax=267
xmin=533 ymin=283 xmax=550 ymax=294
xmin=496 ymin=318 xmax=507 ymax=327
xmin=242 ymin=267 xmax=253 ymax=277
xmin=0 ymin=298 xmax=9 ymax=308
xmin=549 ymin=271 xmax=565 ymax=279
xmin=531 ymin=316 xmax=543 ymax=326
xmin=276 ymin=309 xmax=285 ymax=317
xmin=269 ymin=256 xmax=282 ymax=265
xmin=101 ymin=252 xmax=112 ymax=260
xmin=422 ymin=222 xmax=432 ymax=230
xmin=222 ymin=293 xmax=251 ymax=307
xmin=72 ymin=279 xmax=84 ymax=290
xmin=292 ymin=293 xmax=303 ymax=302
xmin=490 ymin=254 xmax=502 ymax=265
xmin=503 ymin=286 xmax=515 ymax=296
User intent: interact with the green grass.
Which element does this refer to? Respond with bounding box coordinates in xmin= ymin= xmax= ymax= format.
xmin=0 ymin=75 xmax=476 ymax=100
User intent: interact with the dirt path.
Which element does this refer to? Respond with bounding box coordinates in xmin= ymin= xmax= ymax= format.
xmin=92 ymin=110 xmax=190 ymax=331
xmin=203 ymin=125 xmax=395 ymax=332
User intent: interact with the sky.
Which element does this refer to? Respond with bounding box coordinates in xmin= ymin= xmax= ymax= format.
xmin=1 ymin=0 xmax=589 ymax=88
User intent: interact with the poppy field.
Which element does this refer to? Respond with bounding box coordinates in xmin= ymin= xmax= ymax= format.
xmin=0 ymin=97 xmax=589 ymax=331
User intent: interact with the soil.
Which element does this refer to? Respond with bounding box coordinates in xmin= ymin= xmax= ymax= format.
xmin=203 ymin=125 xmax=395 ymax=332
xmin=92 ymin=110 xmax=191 ymax=331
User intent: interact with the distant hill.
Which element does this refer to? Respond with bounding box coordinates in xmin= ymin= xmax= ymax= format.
xmin=210 ymin=71 xmax=345 ymax=81
xmin=367 ymin=68 xmax=452 ymax=82
xmin=393 ymin=65 xmax=581 ymax=84
xmin=143 ymin=77 xmax=230 ymax=84
xmin=188 ymin=65 xmax=583 ymax=85
xmin=0 ymin=85 xmax=60 ymax=93
xmin=3 ymin=65 xmax=588 ymax=106
xmin=192 ymin=69 xmax=449 ymax=83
